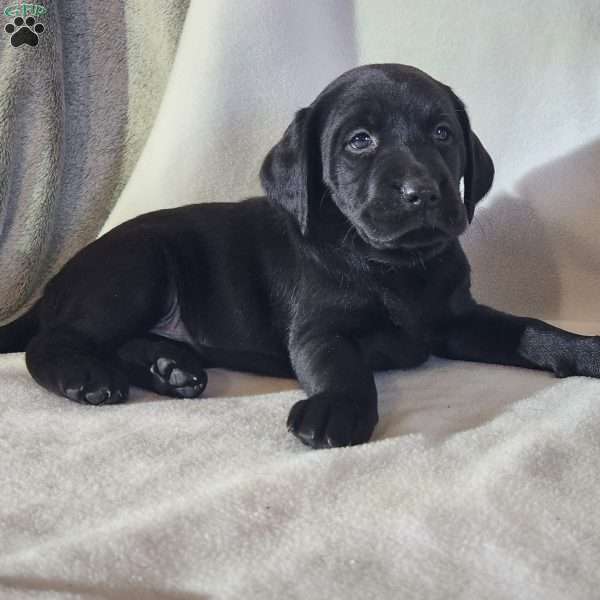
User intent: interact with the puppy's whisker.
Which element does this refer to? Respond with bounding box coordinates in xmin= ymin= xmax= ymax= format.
xmin=341 ymin=224 xmax=355 ymax=246
xmin=318 ymin=191 xmax=328 ymax=211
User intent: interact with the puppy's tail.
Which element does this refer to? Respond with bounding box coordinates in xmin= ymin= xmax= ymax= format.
xmin=0 ymin=301 xmax=40 ymax=353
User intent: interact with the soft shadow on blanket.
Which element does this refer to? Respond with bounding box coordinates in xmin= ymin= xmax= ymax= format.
xmin=126 ymin=358 xmax=559 ymax=445
xmin=375 ymin=358 xmax=559 ymax=443
xmin=128 ymin=369 xmax=300 ymax=402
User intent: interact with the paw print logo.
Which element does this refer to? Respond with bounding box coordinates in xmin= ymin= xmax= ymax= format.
xmin=5 ymin=16 xmax=44 ymax=47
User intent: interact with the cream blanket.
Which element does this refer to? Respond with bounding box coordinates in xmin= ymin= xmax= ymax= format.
xmin=1 ymin=346 xmax=599 ymax=599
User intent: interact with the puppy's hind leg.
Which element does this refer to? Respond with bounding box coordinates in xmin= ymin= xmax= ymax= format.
xmin=116 ymin=334 xmax=207 ymax=398
xmin=25 ymin=233 xmax=172 ymax=405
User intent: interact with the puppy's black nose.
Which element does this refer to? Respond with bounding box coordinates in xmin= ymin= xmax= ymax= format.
xmin=399 ymin=178 xmax=440 ymax=207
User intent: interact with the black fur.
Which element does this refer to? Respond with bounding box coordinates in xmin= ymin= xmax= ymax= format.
xmin=2 ymin=64 xmax=599 ymax=448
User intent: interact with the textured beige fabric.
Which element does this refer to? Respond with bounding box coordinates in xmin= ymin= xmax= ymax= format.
xmin=1 ymin=345 xmax=599 ymax=599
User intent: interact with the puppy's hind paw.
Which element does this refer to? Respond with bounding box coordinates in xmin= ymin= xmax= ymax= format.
xmin=150 ymin=356 xmax=207 ymax=398
xmin=59 ymin=360 xmax=129 ymax=406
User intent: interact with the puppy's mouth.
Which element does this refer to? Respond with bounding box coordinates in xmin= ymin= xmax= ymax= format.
xmin=369 ymin=226 xmax=451 ymax=250
xmin=356 ymin=224 xmax=454 ymax=252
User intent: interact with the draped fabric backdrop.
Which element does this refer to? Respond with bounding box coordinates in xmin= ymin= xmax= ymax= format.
xmin=1 ymin=1 xmax=599 ymax=324
xmin=0 ymin=0 xmax=188 ymax=321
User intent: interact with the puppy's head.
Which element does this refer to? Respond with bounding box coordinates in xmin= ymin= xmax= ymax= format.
xmin=260 ymin=64 xmax=494 ymax=261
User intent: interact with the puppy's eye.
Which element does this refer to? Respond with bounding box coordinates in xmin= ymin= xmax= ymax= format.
xmin=347 ymin=130 xmax=375 ymax=152
xmin=433 ymin=125 xmax=452 ymax=142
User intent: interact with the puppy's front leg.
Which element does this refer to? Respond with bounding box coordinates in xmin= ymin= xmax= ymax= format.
xmin=434 ymin=304 xmax=600 ymax=378
xmin=287 ymin=333 xmax=378 ymax=449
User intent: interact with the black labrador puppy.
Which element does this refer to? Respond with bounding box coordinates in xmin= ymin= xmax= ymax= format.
xmin=1 ymin=64 xmax=599 ymax=448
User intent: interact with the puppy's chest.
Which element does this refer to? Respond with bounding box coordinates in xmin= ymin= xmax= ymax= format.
xmin=316 ymin=272 xmax=439 ymax=339
xmin=375 ymin=270 xmax=449 ymax=334
xmin=379 ymin=287 xmax=428 ymax=338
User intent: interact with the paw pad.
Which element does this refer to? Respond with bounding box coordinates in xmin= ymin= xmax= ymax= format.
xmin=61 ymin=369 xmax=129 ymax=406
xmin=150 ymin=356 xmax=207 ymax=398
xmin=5 ymin=16 xmax=44 ymax=47
xmin=65 ymin=383 xmax=127 ymax=406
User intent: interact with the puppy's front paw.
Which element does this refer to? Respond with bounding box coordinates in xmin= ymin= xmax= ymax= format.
xmin=286 ymin=392 xmax=377 ymax=449
xmin=571 ymin=335 xmax=600 ymax=378
xmin=551 ymin=335 xmax=600 ymax=379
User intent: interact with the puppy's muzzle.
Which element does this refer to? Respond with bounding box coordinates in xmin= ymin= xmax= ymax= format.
xmin=357 ymin=174 xmax=460 ymax=250
xmin=390 ymin=176 xmax=441 ymax=209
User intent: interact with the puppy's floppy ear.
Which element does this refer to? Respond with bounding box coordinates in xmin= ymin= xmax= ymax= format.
xmin=448 ymin=90 xmax=495 ymax=222
xmin=260 ymin=107 xmax=321 ymax=235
